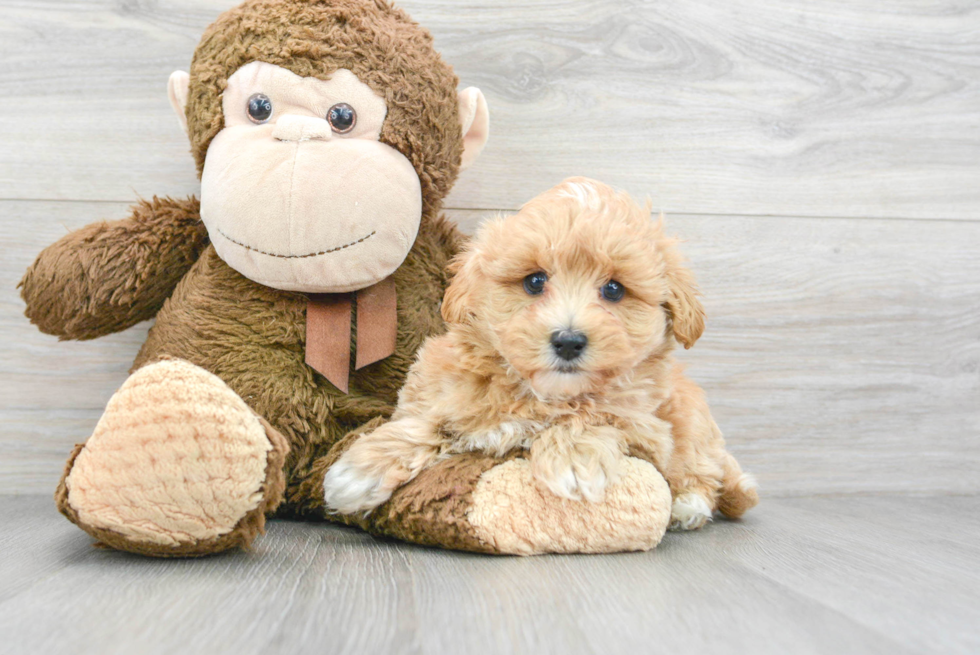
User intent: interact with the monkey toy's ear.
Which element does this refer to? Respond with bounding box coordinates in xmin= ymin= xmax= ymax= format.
xmin=168 ymin=71 xmax=191 ymax=134
xmin=457 ymin=87 xmax=489 ymax=170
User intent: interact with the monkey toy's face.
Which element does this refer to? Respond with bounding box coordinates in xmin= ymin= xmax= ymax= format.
xmin=168 ymin=61 xmax=488 ymax=294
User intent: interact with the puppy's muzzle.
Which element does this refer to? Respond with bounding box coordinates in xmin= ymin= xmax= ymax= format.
xmin=551 ymin=329 xmax=588 ymax=362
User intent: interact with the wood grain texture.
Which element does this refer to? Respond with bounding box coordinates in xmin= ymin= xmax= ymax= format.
xmin=1 ymin=494 xmax=978 ymax=655
xmin=0 ymin=0 xmax=978 ymax=218
xmin=3 ymin=200 xmax=978 ymax=496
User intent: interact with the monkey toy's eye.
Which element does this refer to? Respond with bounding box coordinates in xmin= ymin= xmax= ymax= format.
xmin=523 ymin=272 xmax=548 ymax=296
xmin=327 ymin=103 xmax=357 ymax=134
xmin=601 ymin=280 xmax=626 ymax=302
xmin=246 ymin=93 xmax=273 ymax=123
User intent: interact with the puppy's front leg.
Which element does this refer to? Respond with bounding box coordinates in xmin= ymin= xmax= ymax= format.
xmin=530 ymin=424 xmax=627 ymax=502
xmin=323 ymin=417 xmax=442 ymax=515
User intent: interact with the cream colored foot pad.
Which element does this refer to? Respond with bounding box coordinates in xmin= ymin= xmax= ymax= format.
xmin=66 ymin=359 xmax=273 ymax=546
xmin=467 ymin=457 xmax=672 ymax=555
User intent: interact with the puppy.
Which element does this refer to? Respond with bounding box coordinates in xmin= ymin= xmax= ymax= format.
xmin=323 ymin=177 xmax=758 ymax=530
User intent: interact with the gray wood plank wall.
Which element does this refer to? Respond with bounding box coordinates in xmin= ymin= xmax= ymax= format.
xmin=1 ymin=0 xmax=977 ymax=496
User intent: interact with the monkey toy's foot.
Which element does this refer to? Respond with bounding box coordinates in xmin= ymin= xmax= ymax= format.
xmin=56 ymin=359 xmax=289 ymax=557
xmin=315 ymin=423 xmax=673 ymax=556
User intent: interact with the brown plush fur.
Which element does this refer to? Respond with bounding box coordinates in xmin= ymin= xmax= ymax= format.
xmin=19 ymin=196 xmax=208 ymax=340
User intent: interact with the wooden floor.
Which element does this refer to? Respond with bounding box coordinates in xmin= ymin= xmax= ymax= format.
xmin=1 ymin=494 xmax=978 ymax=655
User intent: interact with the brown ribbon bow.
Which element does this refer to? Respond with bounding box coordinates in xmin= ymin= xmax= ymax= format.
xmin=305 ymin=276 xmax=397 ymax=393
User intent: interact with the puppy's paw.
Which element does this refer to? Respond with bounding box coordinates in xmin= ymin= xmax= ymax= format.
xmin=542 ymin=462 xmax=610 ymax=502
xmin=322 ymin=454 xmax=394 ymax=515
xmin=669 ymin=492 xmax=713 ymax=531
xmin=323 ymin=418 xmax=442 ymax=515
xmin=532 ymin=441 xmax=622 ymax=503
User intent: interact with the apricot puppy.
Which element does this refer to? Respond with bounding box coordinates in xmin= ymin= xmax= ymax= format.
xmin=323 ymin=178 xmax=758 ymax=530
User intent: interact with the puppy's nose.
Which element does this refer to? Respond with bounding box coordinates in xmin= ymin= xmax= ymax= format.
xmin=551 ymin=330 xmax=588 ymax=361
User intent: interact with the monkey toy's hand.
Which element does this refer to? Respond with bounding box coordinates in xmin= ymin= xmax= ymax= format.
xmin=20 ymin=196 xmax=208 ymax=340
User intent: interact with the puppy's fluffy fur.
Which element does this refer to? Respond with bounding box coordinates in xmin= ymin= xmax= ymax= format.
xmin=324 ymin=178 xmax=758 ymax=530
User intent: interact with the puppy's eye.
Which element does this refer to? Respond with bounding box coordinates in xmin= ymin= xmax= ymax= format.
xmin=327 ymin=103 xmax=357 ymax=134
xmin=523 ymin=272 xmax=548 ymax=295
xmin=601 ymin=280 xmax=626 ymax=302
xmin=246 ymin=93 xmax=273 ymax=123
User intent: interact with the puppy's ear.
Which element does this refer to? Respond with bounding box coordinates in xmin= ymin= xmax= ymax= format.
xmin=661 ymin=241 xmax=705 ymax=349
xmin=441 ymin=248 xmax=479 ymax=325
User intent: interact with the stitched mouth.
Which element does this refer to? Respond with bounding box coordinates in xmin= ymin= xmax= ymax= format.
xmin=216 ymin=228 xmax=376 ymax=259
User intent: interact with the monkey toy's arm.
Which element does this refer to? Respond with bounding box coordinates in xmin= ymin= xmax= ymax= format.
xmin=19 ymin=196 xmax=208 ymax=340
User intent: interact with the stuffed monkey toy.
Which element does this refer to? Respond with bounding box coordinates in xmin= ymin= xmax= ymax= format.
xmin=20 ymin=0 xmax=673 ymax=557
